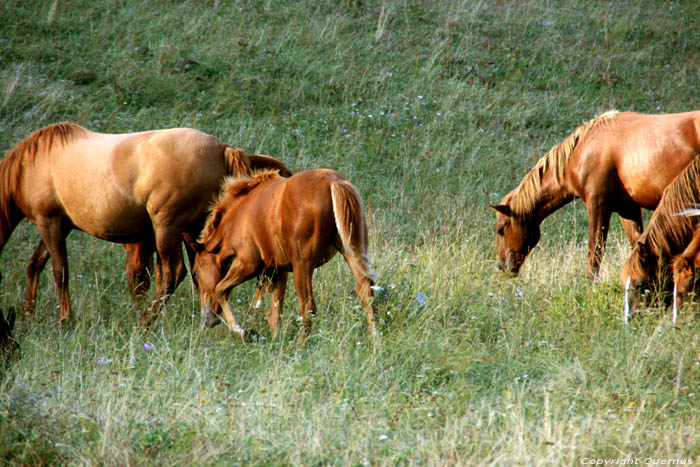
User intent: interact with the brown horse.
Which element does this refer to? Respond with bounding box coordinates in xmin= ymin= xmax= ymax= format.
xmin=20 ymin=154 xmax=292 ymax=313
xmin=183 ymin=169 xmax=377 ymax=340
xmin=0 ymin=122 xmax=288 ymax=326
xmin=620 ymin=157 xmax=700 ymax=321
xmin=671 ymin=221 xmax=700 ymax=300
xmin=491 ymin=110 xmax=700 ymax=276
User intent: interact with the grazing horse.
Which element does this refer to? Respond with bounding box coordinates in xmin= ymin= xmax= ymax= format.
xmin=491 ymin=110 xmax=700 ymax=276
xmin=671 ymin=221 xmax=700 ymax=300
xmin=183 ymin=169 xmax=377 ymax=340
xmin=20 ymin=154 xmax=292 ymax=313
xmin=620 ymin=157 xmax=700 ymax=321
xmin=0 ymin=122 xmax=288 ymax=326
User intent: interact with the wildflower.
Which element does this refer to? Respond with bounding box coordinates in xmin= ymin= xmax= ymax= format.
xmin=130 ymin=355 xmax=136 ymax=364
xmin=96 ymin=358 xmax=104 ymax=365
xmin=414 ymin=292 xmax=426 ymax=307
xmin=143 ymin=343 xmax=152 ymax=351
xmin=378 ymin=434 xmax=389 ymax=441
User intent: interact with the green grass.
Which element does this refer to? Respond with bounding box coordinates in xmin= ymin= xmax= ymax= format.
xmin=2 ymin=0 xmax=700 ymax=464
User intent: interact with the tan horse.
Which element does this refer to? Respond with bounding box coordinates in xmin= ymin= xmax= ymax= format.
xmin=0 ymin=122 xmax=288 ymax=326
xmin=491 ymin=110 xmax=700 ymax=276
xmin=183 ymin=169 xmax=377 ymax=340
xmin=20 ymin=154 xmax=292 ymax=314
xmin=620 ymin=157 xmax=700 ymax=321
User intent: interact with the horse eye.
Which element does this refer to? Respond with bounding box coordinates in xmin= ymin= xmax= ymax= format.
xmin=496 ymin=225 xmax=505 ymax=235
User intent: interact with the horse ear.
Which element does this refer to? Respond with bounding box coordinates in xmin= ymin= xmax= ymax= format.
xmin=182 ymin=233 xmax=204 ymax=253
xmin=210 ymin=210 xmax=222 ymax=230
xmin=636 ymin=241 xmax=649 ymax=260
xmin=490 ymin=204 xmax=512 ymax=216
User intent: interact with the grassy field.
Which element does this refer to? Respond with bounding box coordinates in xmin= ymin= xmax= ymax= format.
xmin=2 ymin=0 xmax=700 ymax=464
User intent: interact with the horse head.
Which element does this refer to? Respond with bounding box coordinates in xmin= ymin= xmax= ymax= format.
xmin=490 ymin=204 xmax=541 ymax=274
xmin=620 ymin=241 xmax=658 ymax=321
xmin=183 ymin=232 xmax=233 ymax=329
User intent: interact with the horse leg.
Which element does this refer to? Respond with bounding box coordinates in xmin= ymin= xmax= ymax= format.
xmin=586 ymin=200 xmax=612 ymax=278
xmin=618 ymin=206 xmax=644 ymax=246
xmin=292 ymin=262 xmax=316 ymax=338
xmin=183 ymin=239 xmax=197 ymax=289
xmin=250 ymin=276 xmax=267 ymax=311
xmin=213 ymin=257 xmax=261 ymax=339
xmin=140 ymin=232 xmax=183 ymax=327
xmin=123 ymin=241 xmax=154 ymax=301
xmin=24 ymin=240 xmax=50 ymax=314
xmin=341 ymin=249 xmax=377 ymax=337
xmin=35 ymin=219 xmax=72 ymax=325
xmin=265 ymin=270 xmax=288 ymax=336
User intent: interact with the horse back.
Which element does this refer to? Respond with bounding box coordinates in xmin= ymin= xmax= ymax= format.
xmin=225 ymin=169 xmax=347 ymax=269
xmin=24 ymin=128 xmax=228 ymax=239
xmin=567 ymin=111 xmax=700 ymax=209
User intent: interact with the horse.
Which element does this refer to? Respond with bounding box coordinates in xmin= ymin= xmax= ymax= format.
xmin=19 ymin=154 xmax=292 ymax=314
xmin=182 ymin=169 xmax=377 ymax=340
xmin=491 ymin=110 xmax=700 ymax=276
xmin=620 ymin=157 xmax=700 ymax=322
xmin=671 ymin=221 xmax=700 ymax=298
xmin=0 ymin=122 xmax=289 ymax=326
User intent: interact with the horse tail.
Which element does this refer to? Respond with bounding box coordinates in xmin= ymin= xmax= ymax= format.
xmin=223 ymin=146 xmax=252 ymax=177
xmin=330 ymin=180 xmax=374 ymax=281
xmin=247 ymin=154 xmax=293 ymax=178
xmin=330 ymin=178 xmax=378 ymax=336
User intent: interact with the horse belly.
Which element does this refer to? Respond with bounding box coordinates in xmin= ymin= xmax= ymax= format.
xmin=53 ymin=174 xmax=150 ymax=240
xmin=618 ymin=152 xmax=696 ymax=209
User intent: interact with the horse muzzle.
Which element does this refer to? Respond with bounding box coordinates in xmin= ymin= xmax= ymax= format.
xmin=496 ymin=253 xmax=522 ymax=275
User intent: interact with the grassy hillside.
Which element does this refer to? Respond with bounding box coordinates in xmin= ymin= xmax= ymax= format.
xmin=2 ymin=0 xmax=700 ymax=464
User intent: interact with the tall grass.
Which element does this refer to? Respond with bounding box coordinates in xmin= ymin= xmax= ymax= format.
xmin=2 ymin=0 xmax=700 ymax=464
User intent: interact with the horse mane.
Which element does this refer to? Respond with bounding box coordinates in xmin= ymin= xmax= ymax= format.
xmin=0 ymin=122 xmax=88 ymax=247
xmin=199 ymin=169 xmax=281 ymax=242
xmin=506 ymin=110 xmax=619 ymax=218
xmin=637 ymin=157 xmax=700 ymax=259
xmin=3 ymin=122 xmax=88 ymax=167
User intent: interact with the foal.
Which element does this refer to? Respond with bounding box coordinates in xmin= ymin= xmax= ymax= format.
xmin=183 ymin=169 xmax=377 ymax=339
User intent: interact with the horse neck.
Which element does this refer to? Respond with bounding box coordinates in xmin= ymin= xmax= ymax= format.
xmin=518 ymin=169 xmax=575 ymax=225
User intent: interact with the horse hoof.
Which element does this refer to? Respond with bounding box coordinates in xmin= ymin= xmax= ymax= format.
xmin=243 ymin=329 xmax=259 ymax=343
xmin=204 ymin=313 xmax=222 ymax=328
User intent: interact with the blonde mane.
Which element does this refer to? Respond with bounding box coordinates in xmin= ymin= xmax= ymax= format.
xmin=199 ymin=169 xmax=281 ymax=242
xmin=506 ymin=110 xmax=619 ymax=218
xmin=637 ymin=157 xmax=700 ymax=259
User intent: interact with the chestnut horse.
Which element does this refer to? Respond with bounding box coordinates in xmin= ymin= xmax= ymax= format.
xmin=183 ymin=169 xmax=377 ymax=340
xmin=671 ymin=220 xmax=700 ymax=301
xmin=491 ymin=110 xmax=700 ymax=276
xmin=0 ymin=122 xmax=288 ymax=326
xmin=620 ymin=157 xmax=700 ymax=322
xmin=20 ymin=154 xmax=291 ymax=313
